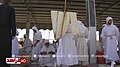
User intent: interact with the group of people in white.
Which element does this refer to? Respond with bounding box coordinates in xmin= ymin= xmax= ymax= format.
xmin=11 ymin=16 xmax=120 ymax=67
xmin=31 ymin=20 xmax=89 ymax=67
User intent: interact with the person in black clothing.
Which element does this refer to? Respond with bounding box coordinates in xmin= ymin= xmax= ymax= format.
xmin=0 ymin=0 xmax=16 ymax=66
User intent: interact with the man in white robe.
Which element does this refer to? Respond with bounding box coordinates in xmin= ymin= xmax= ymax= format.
xmin=51 ymin=11 xmax=79 ymax=67
xmin=39 ymin=40 xmax=55 ymax=66
xmin=31 ymin=26 xmax=42 ymax=61
xmin=12 ymin=29 xmax=19 ymax=57
xmin=101 ymin=17 xmax=120 ymax=67
xmin=57 ymin=24 xmax=78 ymax=67
xmin=76 ymin=21 xmax=89 ymax=66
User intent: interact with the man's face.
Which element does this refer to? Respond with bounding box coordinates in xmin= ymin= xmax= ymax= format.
xmin=107 ymin=19 xmax=113 ymax=25
xmin=45 ymin=43 xmax=49 ymax=47
xmin=33 ymin=29 xmax=36 ymax=33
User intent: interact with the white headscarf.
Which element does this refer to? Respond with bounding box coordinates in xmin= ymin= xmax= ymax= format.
xmin=32 ymin=26 xmax=38 ymax=31
xmin=77 ymin=21 xmax=86 ymax=34
xmin=106 ymin=17 xmax=113 ymax=25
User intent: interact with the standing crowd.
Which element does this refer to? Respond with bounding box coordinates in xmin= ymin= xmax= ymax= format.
xmin=0 ymin=0 xmax=120 ymax=67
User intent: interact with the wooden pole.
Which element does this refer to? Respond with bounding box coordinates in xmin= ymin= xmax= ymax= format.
xmin=61 ymin=0 xmax=67 ymax=38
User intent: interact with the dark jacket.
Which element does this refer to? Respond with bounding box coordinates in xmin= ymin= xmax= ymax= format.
xmin=0 ymin=3 xmax=16 ymax=66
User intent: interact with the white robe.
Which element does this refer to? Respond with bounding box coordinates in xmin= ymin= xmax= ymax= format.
xmin=76 ymin=27 xmax=89 ymax=64
xmin=56 ymin=24 xmax=78 ymax=66
xmin=118 ymin=32 xmax=120 ymax=55
xmin=12 ymin=37 xmax=19 ymax=56
xmin=101 ymin=25 xmax=119 ymax=61
xmin=39 ymin=45 xmax=55 ymax=66
xmin=31 ymin=31 xmax=42 ymax=60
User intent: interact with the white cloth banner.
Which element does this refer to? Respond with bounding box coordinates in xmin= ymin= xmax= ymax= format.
xmin=51 ymin=10 xmax=80 ymax=39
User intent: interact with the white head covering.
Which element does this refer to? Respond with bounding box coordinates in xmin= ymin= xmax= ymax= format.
xmin=77 ymin=21 xmax=86 ymax=34
xmin=32 ymin=26 xmax=38 ymax=31
xmin=106 ymin=17 xmax=113 ymax=25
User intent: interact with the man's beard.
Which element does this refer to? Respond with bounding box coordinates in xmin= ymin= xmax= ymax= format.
xmin=108 ymin=23 xmax=112 ymax=25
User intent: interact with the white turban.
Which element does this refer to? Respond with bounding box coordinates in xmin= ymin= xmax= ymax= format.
xmin=77 ymin=21 xmax=86 ymax=34
xmin=106 ymin=17 xmax=113 ymax=25
xmin=32 ymin=26 xmax=38 ymax=31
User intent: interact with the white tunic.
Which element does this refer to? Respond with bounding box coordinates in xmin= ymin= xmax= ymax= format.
xmin=56 ymin=24 xmax=78 ymax=65
xmin=32 ymin=31 xmax=42 ymax=60
xmin=12 ymin=37 xmax=19 ymax=56
xmin=101 ymin=25 xmax=119 ymax=61
xmin=76 ymin=27 xmax=89 ymax=62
